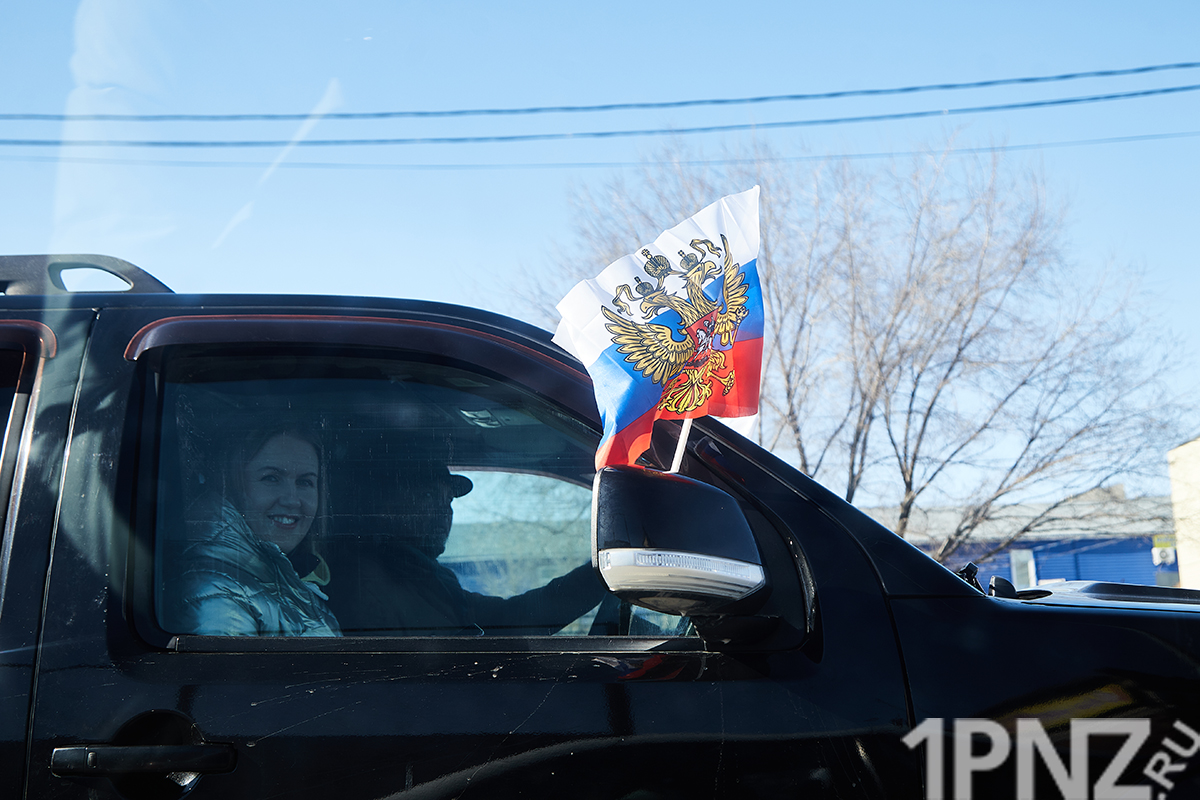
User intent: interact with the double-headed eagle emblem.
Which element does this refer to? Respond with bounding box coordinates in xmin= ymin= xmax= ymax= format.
xmin=603 ymin=234 xmax=751 ymax=415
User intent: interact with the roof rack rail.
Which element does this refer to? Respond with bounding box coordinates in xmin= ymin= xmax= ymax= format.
xmin=0 ymin=254 xmax=172 ymax=295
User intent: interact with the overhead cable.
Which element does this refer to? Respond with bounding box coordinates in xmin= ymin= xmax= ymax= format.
xmin=3 ymin=130 xmax=1196 ymax=171
xmin=2 ymin=60 xmax=1198 ymax=123
xmin=1 ymin=84 xmax=1198 ymax=148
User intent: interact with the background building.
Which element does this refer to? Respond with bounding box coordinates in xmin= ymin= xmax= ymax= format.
xmin=865 ymin=486 xmax=1176 ymax=591
xmin=1169 ymin=437 xmax=1200 ymax=589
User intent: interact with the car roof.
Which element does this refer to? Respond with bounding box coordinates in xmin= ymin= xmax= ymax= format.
xmin=0 ymin=253 xmax=564 ymax=358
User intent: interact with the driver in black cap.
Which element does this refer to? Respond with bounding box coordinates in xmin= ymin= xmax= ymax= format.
xmin=392 ymin=463 xmax=473 ymax=560
xmin=325 ymin=456 xmax=603 ymax=636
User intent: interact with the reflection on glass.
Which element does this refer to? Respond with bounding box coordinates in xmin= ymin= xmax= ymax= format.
xmin=153 ymin=353 xmax=690 ymax=638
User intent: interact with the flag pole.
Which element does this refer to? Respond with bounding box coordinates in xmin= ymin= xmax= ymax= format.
xmin=669 ymin=417 xmax=694 ymax=473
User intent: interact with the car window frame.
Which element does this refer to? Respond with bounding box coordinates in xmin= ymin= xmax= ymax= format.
xmin=0 ymin=320 xmax=56 ymax=590
xmin=125 ymin=314 xmax=708 ymax=653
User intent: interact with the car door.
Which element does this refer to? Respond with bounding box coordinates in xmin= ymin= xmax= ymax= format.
xmin=26 ymin=303 xmax=919 ymax=799
xmin=0 ymin=309 xmax=96 ymax=800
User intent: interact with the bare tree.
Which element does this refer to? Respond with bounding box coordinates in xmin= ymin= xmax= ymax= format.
xmin=840 ymin=153 xmax=1177 ymax=561
xmin=521 ymin=140 xmax=1182 ymax=560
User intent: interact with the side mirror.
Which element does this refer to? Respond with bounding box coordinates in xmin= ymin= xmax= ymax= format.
xmin=592 ymin=466 xmax=767 ymax=616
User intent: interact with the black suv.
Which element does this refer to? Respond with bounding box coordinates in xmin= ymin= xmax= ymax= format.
xmin=3 ymin=255 xmax=1199 ymax=800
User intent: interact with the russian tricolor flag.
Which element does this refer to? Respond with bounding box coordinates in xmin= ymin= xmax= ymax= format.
xmin=554 ymin=187 xmax=763 ymax=469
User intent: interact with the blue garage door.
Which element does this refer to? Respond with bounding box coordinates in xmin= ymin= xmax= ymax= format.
xmin=1032 ymin=537 xmax=1155 ymax=585
xmin=923 ymin=536 xmax=1158 ymax=588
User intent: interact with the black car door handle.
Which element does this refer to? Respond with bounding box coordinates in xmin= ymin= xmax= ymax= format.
xmin=51 ymin=744 xmax=236 ymax=776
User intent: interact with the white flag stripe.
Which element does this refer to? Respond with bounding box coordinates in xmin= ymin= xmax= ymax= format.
xmin=554 ymin=186 xmax=761 ymax=367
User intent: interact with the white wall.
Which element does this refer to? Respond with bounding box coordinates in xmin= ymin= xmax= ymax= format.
xmin=1168 ymin=439 xmax=1200 ymax=588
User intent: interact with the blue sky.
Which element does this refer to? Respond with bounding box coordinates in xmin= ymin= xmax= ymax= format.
xmin=1 ymin=0 xmax=1197 ymax=367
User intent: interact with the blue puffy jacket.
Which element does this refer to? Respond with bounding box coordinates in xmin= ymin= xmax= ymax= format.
xmin=174 ymin=500 xmax=341 ymax=637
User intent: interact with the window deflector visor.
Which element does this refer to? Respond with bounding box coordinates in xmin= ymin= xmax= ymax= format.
xmin=124 ymin=315 xmax=582 ymax=373
xmin=0 ymin=321 xmax=57 ymax=359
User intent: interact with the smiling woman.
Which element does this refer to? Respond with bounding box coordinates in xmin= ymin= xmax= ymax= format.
xmin=170 ymin=425 xmax=342 ymax=637
xmin=239 ymin=432 xmax=320 ymax=555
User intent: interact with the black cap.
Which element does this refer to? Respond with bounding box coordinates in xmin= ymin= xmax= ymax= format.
xmin=446 ymin=469 xmax=473 ymax=498
xmin=414 ymin=463 xmax=472 ymax=498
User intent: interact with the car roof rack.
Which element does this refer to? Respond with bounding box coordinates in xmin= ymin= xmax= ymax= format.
xmin=0 ymin=254 xmax=172 ymax=295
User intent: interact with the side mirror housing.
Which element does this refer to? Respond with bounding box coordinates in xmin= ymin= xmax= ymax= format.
xmin=592 ymin=466 xmax=768 ymax=616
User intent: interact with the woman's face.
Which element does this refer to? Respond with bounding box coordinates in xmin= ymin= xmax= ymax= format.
xmin=240 ymin=434 xmax=319 ymax=554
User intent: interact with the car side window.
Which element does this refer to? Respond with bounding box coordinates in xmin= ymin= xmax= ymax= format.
xmin=0 ymin=350 xmax=24 ymax=418
xmin=151 ymin=350 xmax=693 ymax=640
xmin=0 ymin=349 xmax=28 ymax=532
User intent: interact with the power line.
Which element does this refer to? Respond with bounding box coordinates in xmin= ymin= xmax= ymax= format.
xmin=1 ymin=83 xmax=1197 ymax=148
xmin=3 ymin=60 xmax=1199 ymax=123
xmin=3 ymin=130 xmax=1196 ymax=171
